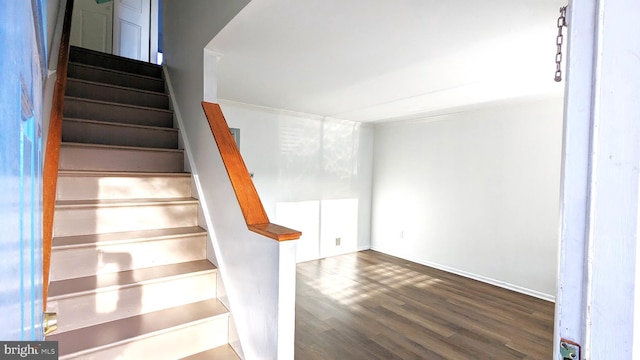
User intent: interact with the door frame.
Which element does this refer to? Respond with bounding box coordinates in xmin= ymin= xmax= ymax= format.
xmin=554 ymin=0 xmax=640 ymax=358
xmin=150 ymin=0 xmax=159 ymax=64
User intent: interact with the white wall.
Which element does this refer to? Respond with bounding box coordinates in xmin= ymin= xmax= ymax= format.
xmin=163 ymin=1 xmax=302 ymax=359
xmin=219 ymin=101 xmax=374 ymax=262
xmin=45 ymin=0 xmax=61 ymax=63
xmin=42 ymin=0 xmax=64 ymax=157
xmin=371 ymin=95 xmax=563 ymax=300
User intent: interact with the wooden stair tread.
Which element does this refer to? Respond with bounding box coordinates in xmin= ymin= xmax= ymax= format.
xmin=70 ymin=46 xmax=163 ymax=69
xmin=69 ymin=61 xmax=164 ymax=82
xmin=65 ymin=77 xmax=169 ymax=110
xmin=181 ymin=345 xmax=240 ymax=360
xmin=63 ymin=117 xmax=178 ymax=132
xmin=67 ymin=62 xmax=165 ymax=93
xmin=61 ymin=141 xmax=183 ymax=153
xmin=49 ymin=260 xmax=215 ymax=298
xmin=56 ymin=197 xmax=197 ymax=207
xmin=69 ymin=46 xmax=162 ymax=78
xmin=53 ymin=226 xmax=207 ymax=248
xmin=67 ymin=77 xmax=167 ymax=96
xmin=64 ymin=96 xmax=173 ymax=113
xmin=58 ymin=170 xmax=191 ymax=177
xmin=48 ymin=299 xmax=228 ymax=356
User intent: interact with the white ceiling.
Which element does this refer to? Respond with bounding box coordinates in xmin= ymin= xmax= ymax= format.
xmin=208 ymin=0 xmax=566 ymax=122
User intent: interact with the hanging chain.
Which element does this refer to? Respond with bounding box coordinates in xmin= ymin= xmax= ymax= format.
xmin=554 ymin=6 xmax=568 ymax=82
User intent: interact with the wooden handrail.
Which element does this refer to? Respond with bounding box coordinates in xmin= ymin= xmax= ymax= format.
xmin=43 ymin=0 xmax=74 ymax=310
xmin=202 ymin=102 xmax=301 ymax=241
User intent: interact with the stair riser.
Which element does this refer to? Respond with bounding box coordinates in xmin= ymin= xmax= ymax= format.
xmin=57 ymin=175 xmax=191 ymax=201
xmin=62 ymin=120 xmax=178 ymax=149
xmin=68 ymin=63 xmax=165 ymax=92
xmin=53 ymin=203 xmax=198 ymax=237
xmin=50 ymin=272 xmax=216 ymax=333
xmin=59 ymin=315 xmax=229 ymax=360
xmin=50 ymin=235 xmax=207 ymax=281
xmin=66 ymin=80 xmax=169 ymax=109
xmin=64 ymin=98 xmax=173 ymax=128
xmin=70 ymin=47 xmax=162 ymax=78
xmin=60 ymin=146 xmax=184 ymax=173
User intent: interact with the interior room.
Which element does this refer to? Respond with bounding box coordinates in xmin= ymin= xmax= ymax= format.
xmin=193 ymin=0 xmax=566 ymax=356
xmin=3 ymin=0 xmax=567 ymax=357
xmin=7 ymin=0 xmax=639 ymax=357
xmin=203 ymin=0 xmax=565 ymax=301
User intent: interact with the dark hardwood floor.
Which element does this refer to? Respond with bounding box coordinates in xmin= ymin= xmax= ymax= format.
xmin=295 ymin=250 xmax=554 ymax=359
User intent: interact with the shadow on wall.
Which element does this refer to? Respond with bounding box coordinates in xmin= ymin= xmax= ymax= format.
xmin=275 ymin=116 xmax=364 ymax=262
xmin=277 ymin=116 xmax=361 ymax=200
xmin=277 ymin=198 xmax=358 ymax=263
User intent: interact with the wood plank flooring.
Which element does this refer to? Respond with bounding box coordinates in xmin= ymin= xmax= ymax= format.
xmin=295 ymin=250 xmax=554 ymax=359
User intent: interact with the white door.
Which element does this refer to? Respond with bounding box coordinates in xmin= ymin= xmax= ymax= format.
xmin=70 ymin=0 xmax=114 ymax=53
xmin=113 ymin=0 xmax=151 ymax=62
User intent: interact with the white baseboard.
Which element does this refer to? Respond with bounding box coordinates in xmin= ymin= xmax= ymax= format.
xmin=357 ymin=244 xmax=372 ymax=252
xmin=369 ymin=246 xmax=556 ymax=303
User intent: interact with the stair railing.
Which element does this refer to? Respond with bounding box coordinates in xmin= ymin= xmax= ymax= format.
xmin=201 ymin=102 xmax=301 ymax=241
xmin=43 ymin=0 xmax=74 ymax=311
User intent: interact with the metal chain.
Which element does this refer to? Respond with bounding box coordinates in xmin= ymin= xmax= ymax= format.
xmin=554 ymin=6 xmax=568 ymax=82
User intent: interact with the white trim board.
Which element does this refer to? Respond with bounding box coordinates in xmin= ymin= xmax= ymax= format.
xmin=162 ymin=65 xmax=244 ymax=357
xmin=369 ymin=246 xmax=556 ymax=303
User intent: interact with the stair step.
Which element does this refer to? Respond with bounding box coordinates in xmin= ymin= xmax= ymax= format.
xmin=51 ymin=227 xmax=207 ymax=281
xmin=63 ymin=97 xmax=173 ymax=128
xmin=181 ymin=345 xmax=240 ymax=360
xmin=59 ymin=142 xmax=184 ymax=173
xmin=56 ymin=170 xmax=192 ymax=201
xmin=53 ymin=198 xmax=198 ymax=237
xmin=69 ymin=46 xmax=163 ymax=78
xmin=50 ymin=49 xmax=234 ymax=358
xmin=62 ymin=118 xmax=178 ymax=149
xmin=66 ymin=78 xmax=169 ymax=109
xmin=68 ymin=62 xmax=165 ymax=93
xmin=48 ymin=299 xmax=229 ymax=360
xmin=48 ymin=260 xmax=217 ymax=333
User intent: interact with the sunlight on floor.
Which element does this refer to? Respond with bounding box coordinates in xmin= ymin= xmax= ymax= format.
xmin=307 ymin=254 xmax=442 ymax=306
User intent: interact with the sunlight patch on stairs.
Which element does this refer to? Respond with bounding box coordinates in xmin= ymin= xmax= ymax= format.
xmin=46 ymin=46 xmax=238 ymax=359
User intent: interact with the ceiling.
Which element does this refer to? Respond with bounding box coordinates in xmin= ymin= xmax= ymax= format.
xmin=208 ymin=0 xmax=566 ymax=123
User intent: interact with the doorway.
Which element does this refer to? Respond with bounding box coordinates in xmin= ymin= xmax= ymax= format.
xmin=70 ymin=0 xmax=161 ymax=63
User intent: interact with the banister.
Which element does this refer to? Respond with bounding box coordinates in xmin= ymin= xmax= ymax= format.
xmin=43 ymin=0 xmax=74 ymax=310
xmin=201 ymin=101 xmax=301 ymax=241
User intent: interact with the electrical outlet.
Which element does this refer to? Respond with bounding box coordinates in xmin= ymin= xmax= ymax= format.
xmin=335 ymin=237 xmax=341 ymax=246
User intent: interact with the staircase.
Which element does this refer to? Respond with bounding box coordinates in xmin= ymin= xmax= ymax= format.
xmin=46 ymin=46 xmax=239 ymax=360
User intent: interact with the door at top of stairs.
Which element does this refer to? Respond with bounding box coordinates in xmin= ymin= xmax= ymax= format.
xmin=71 ymin=0 xmax=153 ymax=62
